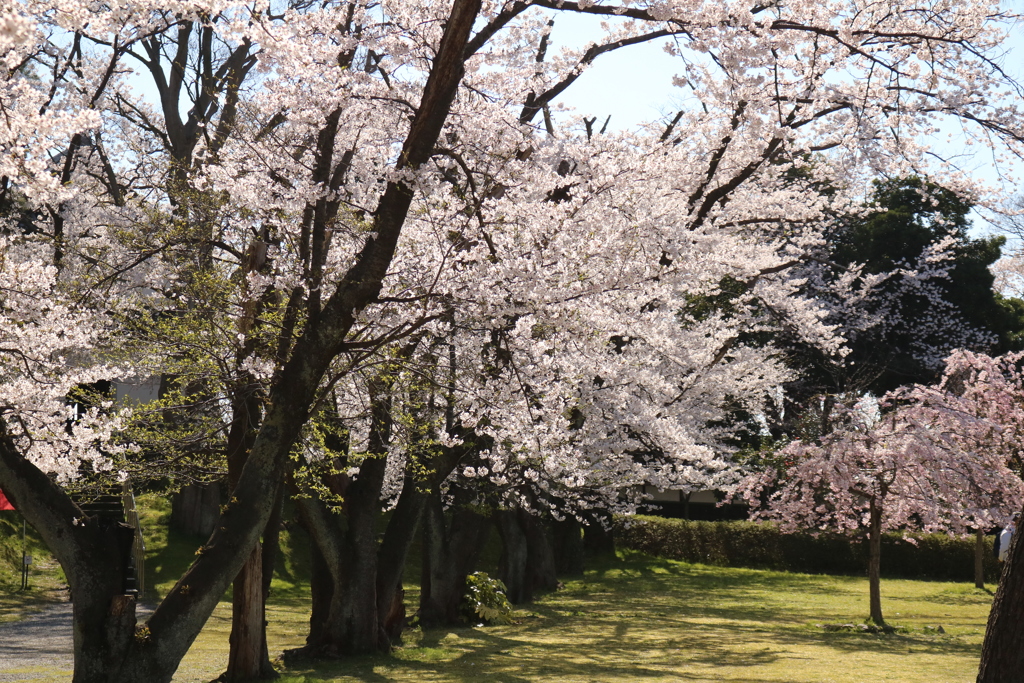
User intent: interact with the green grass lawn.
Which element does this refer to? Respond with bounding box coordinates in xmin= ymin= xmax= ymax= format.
xmin=2 ymin=501 xmax=999 ymax=683
xmin=163 ymin=550 xmax=995 ymax=683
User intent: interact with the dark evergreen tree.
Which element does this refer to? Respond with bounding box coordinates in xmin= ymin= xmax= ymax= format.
xmin=770 ymin=177 xmax=1024 ymax=441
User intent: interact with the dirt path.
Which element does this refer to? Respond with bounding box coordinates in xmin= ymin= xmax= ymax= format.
xmin=0 ymin=602 xmax=172 ymax=683
xmin=0 ymin=602 xmax=73 ymax=682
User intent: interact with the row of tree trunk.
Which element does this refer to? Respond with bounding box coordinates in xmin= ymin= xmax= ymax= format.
xmin=166 ymin=476 xmax=616 ymax=675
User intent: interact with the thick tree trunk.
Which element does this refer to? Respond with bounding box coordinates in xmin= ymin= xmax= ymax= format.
xmin=553 ymin=518 xmax=584 ymax=577
xmin=292 ymin=374 xmax=393 ymax=659
xmin=296 ymin=367 xmax=475 ymax=653
xmin=0 ymin=1 xmax=483 ymax=679
xmin=978 ymin=509 xmax=1024 ymax=682
xmin=497 ymin=509 xmax=531 ymax=604
xmin=374 ymin=473 xmax=428 ymax=648
xmin=68 ymin=524 xmax=139 ymax=683
xmin=226 ymin=545 xmax=272 ymax=681
xmin=419 ymin=498 xmax=461 ymax=626
xmin=294 ymin=460 xmax=433 ymax=655
xmin=73 ymin=592 xmax=138 ymax=683
xmin=867 ymin=498 xmax=884 ymax=626
xmin=305 ymin=459 xmax=387 ymax=657
xmin=316 ymin=372 xmax=397 ymax=656
xmin=419 ymin=497 xmax=491 ymax=626
xmin=975 ymin=528 xmax=986 ymax=590
xmin=170 ymin=482 xmax=221 ymax=538
xmin=497 ymin=509 xmax=559 ymax=604
xmin=523 ymin=511 xmax=558 ymax=593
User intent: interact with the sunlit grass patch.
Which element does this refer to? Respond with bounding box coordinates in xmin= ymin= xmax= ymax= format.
xmin=182 ymin=549 xmax=995 ymax=683
xmin=3 ymin=502 xmax=998 ymax=683
xmin=0 ymin=512 xmax=67 ymax=624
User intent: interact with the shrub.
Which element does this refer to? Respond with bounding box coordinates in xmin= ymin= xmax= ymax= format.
xmin=461 ymin=571 xmax=515 ymax=625
xmin=615 ymin=515 xmax=1000 ymax=582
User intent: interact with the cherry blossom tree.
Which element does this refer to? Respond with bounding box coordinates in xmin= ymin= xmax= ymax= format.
xmin=3 ymin=0 xmax=1024 ymax=681
xmin=741 ymin=350 xmax=1024 ymax=626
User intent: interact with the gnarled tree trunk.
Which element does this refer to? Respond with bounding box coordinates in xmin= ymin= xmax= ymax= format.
xmin=978 ymin=508 xmax=1024 ymax=682
xmin=497 ymin=508 xmax=558 ymax=605
xmin=292 ymin=454 xmax=429 ymax=656
xmin=419 ymin=497 xmax=491 ymax=626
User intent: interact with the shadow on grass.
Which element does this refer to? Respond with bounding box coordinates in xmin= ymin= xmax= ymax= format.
xmin=278 ymin=621 xmax=813 ymax=683
xmin=145 ymin=523 xmax=985 ymax=683
xmin=910 ymin=589 xmax=995 ymax=606
xmin=271 ymin=554 xmax=985 ymax=683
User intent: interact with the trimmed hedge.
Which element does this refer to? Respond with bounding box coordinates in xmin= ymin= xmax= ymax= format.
xmin=615 ymin=515 xmax=1001 ymax=582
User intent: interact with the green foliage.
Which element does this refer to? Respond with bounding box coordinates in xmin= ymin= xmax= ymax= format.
xmin=0 ymin=514 xmax=23 ymax=584
xmin=830 ymin=176 xmax=1024 ymax=392
xmin=461 ymin=571 xmax=514 ymax=625
xmin=615 ymin=515 xmax=1001 ymax=582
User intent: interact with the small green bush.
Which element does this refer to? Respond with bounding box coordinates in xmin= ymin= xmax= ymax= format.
xmin=615 ymin=516 xmax=1000 ymax=582
xmin=461 ymin=571 xmax=514 ymax=625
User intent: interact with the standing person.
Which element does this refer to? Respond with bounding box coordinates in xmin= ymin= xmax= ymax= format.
xmin=998 ymin=513 xmax=1020 ymax=563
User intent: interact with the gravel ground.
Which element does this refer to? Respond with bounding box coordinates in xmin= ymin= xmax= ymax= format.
xmin=0 ymin=600 xmax=294 ymax=683
xmin=0 ymin=602 xmax=73 ymax=682
xmin=0 ymin=603 xmax=168 ymax=683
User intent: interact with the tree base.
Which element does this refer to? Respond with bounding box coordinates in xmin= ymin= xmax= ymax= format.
xmin=212 ymin=667 xmax=280 ymax=682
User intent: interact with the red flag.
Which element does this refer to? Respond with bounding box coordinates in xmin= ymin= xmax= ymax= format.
xmin=0 ymin=489 xmax=14 ymax=511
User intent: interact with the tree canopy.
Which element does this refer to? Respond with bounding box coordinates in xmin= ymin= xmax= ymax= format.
xmin=1 ymin=1 xmax=1024 ymax=681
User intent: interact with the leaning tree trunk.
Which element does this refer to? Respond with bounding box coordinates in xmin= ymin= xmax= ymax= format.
xmin=978 ymin=509 xmax=1024 ymax=682
xmin=374 ymin=470 xmax=429 ymax=648
xmin=867 ymin=497 xmax=884 ymax=626
xmin=0 ymin=1 xmax=485 ymax=679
